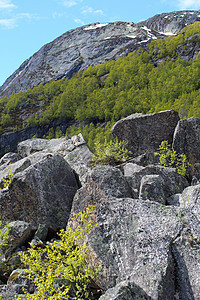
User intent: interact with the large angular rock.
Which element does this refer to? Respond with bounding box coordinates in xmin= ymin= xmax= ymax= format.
xmin=99 ymin=280 xmax=150 ymax=300
xmin=71 ymin=165 xmax=134 ymax=213
xmin=171 ymin=210 xmax=200 ymax=300
xmin=111 ymin=110 xmax=179 ymax=156
xmin=18 ymin=134 xmax=93 ymax=184
xmin=70 ymin=197 xmax=181 ymax=298
xmin=123 ymin=164 xmax=188 ymax=199
xmin=139 ymin=174 xmax=166 ymax=204
xmin=173 ymin=117 xmax=200 ymax=179
xmin=0 ymin=153 xmax=79 ymax=230
xmin=3 ymin=221 xmax=35 ymax=257
xmin=178 ymin=184 xmax=200 ymax=222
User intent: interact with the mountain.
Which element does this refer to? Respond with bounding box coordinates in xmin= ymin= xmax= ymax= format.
xmin=138 ymin=10 xmax=200 ymax=34
xmin=1 ymin=10 xmax=200 ymax=97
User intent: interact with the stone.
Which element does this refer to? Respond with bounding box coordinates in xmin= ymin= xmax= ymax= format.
xmin=173 ymin=117 xmax=200 ymax=179
xmin=70 ymin=197 xmax=182 ymax=298
xmin=0 ymin=153 xmax=79 ymax=230
xmin=64 ymin=143 xmax=93 ymax=185
xmin=7 ymin=269 xmax=35 ymax=295
xmin=0 ymin=157 xmax=31 ymax=189
xmin=139 ymin=174 xmax=166 ymax=204
xmin=3 ymin=221 xmax=35 ymax=257
xmin=123 ymin=164 xmax=188 ymax=198
xmin=178 ymin=184 xmax=200 ymax=222
xmin=0 ymin=153 xmax=20 ymax=166
xmin=70 ymin=165 xmax=134 ymax=214
xmin=172 ymin=216 xmax=200 ymax=300
xmin=34 ymin=224 xmax=48 ymax=241
xmin=111 ymin=110 xmax=180 ymax=156
xmin=99 ymin=280 xmax=150 ymax=300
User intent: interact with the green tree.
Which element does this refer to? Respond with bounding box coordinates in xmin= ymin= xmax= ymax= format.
xmin=17 ymin=206 xmax=100 ymax=300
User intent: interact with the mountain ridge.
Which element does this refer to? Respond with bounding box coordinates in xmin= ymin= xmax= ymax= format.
xmin=1 ymin=9 xmax=200 ymax=97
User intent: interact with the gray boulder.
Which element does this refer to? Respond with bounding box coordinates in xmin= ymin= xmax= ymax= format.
xmin=139 ymin=174 xmax=166 ymax=204
xmin=178 ymin=184 xmax=200 ymax=222
xmin=7 ymin=269 xmax=35 ymax=295
xmin=0 ymin=153 xmax=79 ymax=230
xmin=2 ymin=221 xmax=35 ymax=257
xmin=173 ymin=117 xmax=200 ymax=179
xmin=99 ymin=280 xmax=151 ymax=300
xmin=71 ymin=165 xmax=134 ymax=213
xmin=123 ymin=164 xmax=188 ymax=198
xmin=111 ymin=110 xmax=179 ymax=156
xmin=0 ymin=152 xmax=20 ymax=166
xmin=18 ymin=134 xmax=93 ymax=184
xmin=70 ymin=197 xmax=182 ymax=298
xmin=172 ymin=210 xmax=200 ymax=300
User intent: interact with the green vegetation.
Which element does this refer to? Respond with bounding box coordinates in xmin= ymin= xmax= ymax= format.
xmin=17 ymin=206 xmax=100 ymax=300
xmin=0 ymin=22 xmax=200 ymax=136
xmin=155 ymin=141 xmax=190 ymax=177
xmin=92 ymin=138 xmax=132 ymax=166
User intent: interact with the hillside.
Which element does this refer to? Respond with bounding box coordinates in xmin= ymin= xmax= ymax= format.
xmin=0 ymin=16 xmax=200 ymax=155
xmin=1 ymin=10 xmax=200 ymax=98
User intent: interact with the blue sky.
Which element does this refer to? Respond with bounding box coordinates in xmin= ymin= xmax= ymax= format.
xmin=0 ymin=0 xmax=200 ymax=86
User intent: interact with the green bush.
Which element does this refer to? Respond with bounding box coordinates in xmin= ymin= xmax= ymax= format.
xmin=92 ymin=138 xmax=132 ymax=167
xmin=155 ymin=140 xmax=190 ymax=177
xmin=17 ymin=206 xmax=100 ymax=300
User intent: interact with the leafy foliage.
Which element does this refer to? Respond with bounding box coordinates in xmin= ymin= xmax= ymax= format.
xmin=155 ymin=140 xmax=190 ymax=177
xmin=92 ymin=138 xmax=132 ymax=166
xmin=17 ymin=206 xmax=100 ymax=300
xmin=0 ymin=23 xmax=200 ymax=135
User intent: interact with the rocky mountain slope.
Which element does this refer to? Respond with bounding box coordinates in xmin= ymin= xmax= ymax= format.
xmin=138 ymin=10 xmax=200 ymax=34
xmin=0 ymin=110 xmax=199 ymax=299
xmin=0 ymin=10 xmax=200 ymax=97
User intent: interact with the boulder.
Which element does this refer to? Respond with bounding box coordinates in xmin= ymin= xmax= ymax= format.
xmin=7 ymin=269 xmax=35 ymax=295
xmin=70 ymin=197 xmax=182 ymax=298
xmin=0 ymin=152 xmax=20 ymax=166
xmin=171 ymin=210 xmax=200 ymax=300
xmin=123 ymin=164 xmax=188 ymax=198
xmin=0 ymin=153 xmax=79 ymax=230
xmin=64 ymin=143 xmax=93 ymax=185
xmin=71 ymin=165 xmax=134 ymax=213
xmin=17 ymin=134 xmax=93 ymax=184
xmin=172 ymin=117 xmax=200 ymax=179
xmin=178 ymin=184 xmax=200 ymax=222
xmin=111 ymin=110 xmax=179 ymax=156
xmin=2 ymin=221 xmax=35 ymax=257
xmin=139 ymin=174 xmax=166 ymax=204
xmin=99 ymin=280 xmax=150 ymax=300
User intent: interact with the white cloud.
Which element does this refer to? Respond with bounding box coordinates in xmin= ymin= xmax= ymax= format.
xmin=0 ymin=0 xmax=16 ymax=9
xmin=81 ymin=6 xmax=104 ymax=15
xmin=63 ymin=1 xmax=77 ymax=7
xmin=0 ymin=18 xmax=16 ymax=28
xmin=74 ymin=18 xmax=85 ymax=25
xmin=177 ymin=0 xmax=200 ymax=9
xmin=62 ymin=0 xmax=83 ymax=7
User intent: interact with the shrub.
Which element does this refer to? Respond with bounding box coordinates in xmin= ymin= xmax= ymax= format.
xmin=17 ymin=206 xmax=100 ymax=300
xmin=155 ymin=140 xmax=190 ymax=177
xmin=92 ymin=138 xmax=132 ymax=167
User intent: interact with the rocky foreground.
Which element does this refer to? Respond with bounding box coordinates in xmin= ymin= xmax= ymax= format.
xmin=0 ymin=110 xmax=199 ymax=299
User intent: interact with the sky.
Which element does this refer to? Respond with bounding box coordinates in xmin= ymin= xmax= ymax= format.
xmin=0 ymin=0 xmax=200 ymax=86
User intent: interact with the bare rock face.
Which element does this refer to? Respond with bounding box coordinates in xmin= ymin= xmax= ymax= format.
xmin=0 ymin=153 xmax=79 ymax=230
xmin=173 ymin=117 xmax=200 ymax=179
xmin=0 ymin=22 xmax=164 ymax=97
xmin=138 ymin=10 xmax=200 ymax=35
xmin=111 ymin=110 xmax=180 ymax=156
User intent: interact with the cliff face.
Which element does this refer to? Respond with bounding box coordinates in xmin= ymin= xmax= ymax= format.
xmin=0 ymin=22 xmax=163 ymax=97
xmin=1 ymin=10 xmax=200 ymax=97
xmin=138 ymin=10 xmax=200 ymax=34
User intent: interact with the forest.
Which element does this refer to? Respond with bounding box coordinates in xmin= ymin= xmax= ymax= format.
xmin=0 ymin=22 xmax=200 ymax=151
